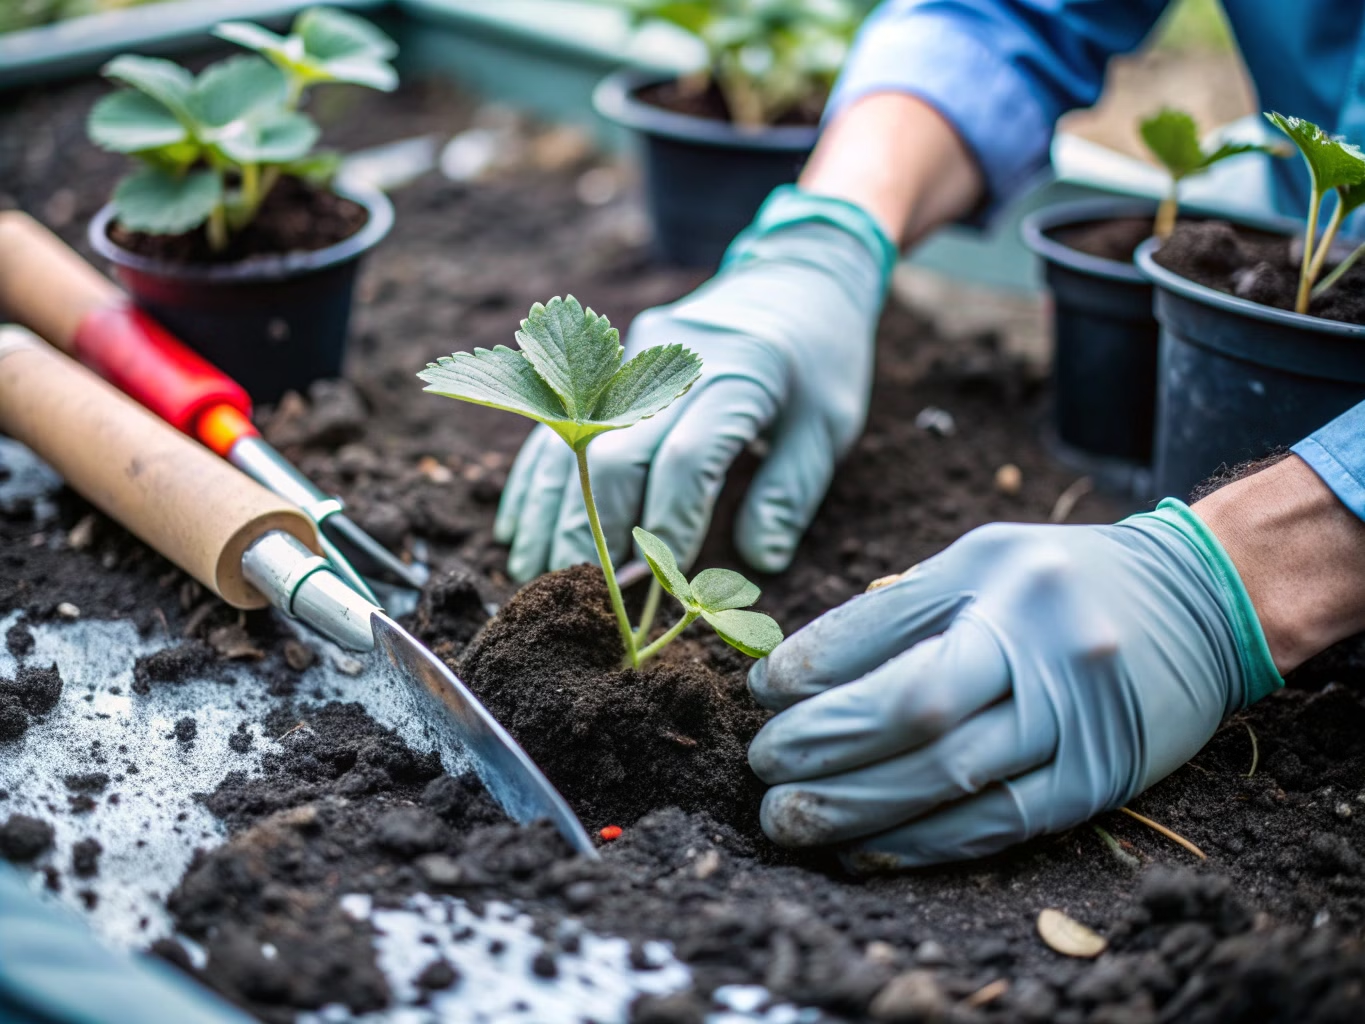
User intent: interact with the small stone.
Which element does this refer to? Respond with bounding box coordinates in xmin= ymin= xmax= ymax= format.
xmin=692 ymin=848 xmax=720 ymax=879
xmin=416 ymin=854 xmax=463 ymax=888
xmin=1335 ymin=801 xmax=1352 ymax=819
xmin=283 ymin=640 xmax=317 ymax=673
xmin=417 ymin=455 xmax=454 ymax=485
xmin=913 ymin=940 xmax=951 ymax=966
xmin=56 ymin=602 xmax=80 ymax=620
xmin=71 ymin=837 xmax=102 ymax=878
xmin=868 ymin=969 xmax=948 ymax=1023
xmin=994 ymin=463 xmax=1023 ymax=496
xmin=67 ymin=514 xmax=96 ymax=550
xmin=332 ymin=654 xmax=365 ymax=676
xmin=1038 ymin=908 xmax=1107 ymax=958
xmin=914 ymin=406 xmax=956 ymax=437
xmin=864 ymin=940 xmax=899 ymax=966
xmin=0 ymin=814 xmax=54 ymax=862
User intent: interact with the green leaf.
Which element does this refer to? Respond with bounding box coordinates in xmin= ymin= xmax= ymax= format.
xmin=88 ymin=89 xmax=189 ymax=153
xmin=418 ymin=345 xmax=569 ymax=426
xmin=632 ymin=527 xmax=693 ymax=604
xmin=1265 ymin=111 xmax=1365 ymax=193
xmin=690 ymin=568 xmax=760 ymax=612
xmin=1336 ymin=180 xmax=1365 ymax=218
xmin=701 ymin=608 xmax=783 ymax=657
xmin=212 ymin=21 xmax=293 ymax=61
xmin=102 ymin=55 xmax=195 ymax=125
xmin=191 ymin=55 xmax=287 ymax=128
xmin=1139 ymin=108 xmax=1206 ymax=178
xmin=214 ymin=109 xmax=319 ymax=164
xmin=306 ymin=55 xmax=399 ymax=91
xmin=112 ymin=167 xmax=222 ymax=234
xmin=592 ymin=344 xmax=702 ymax=428
xmin=515 ymin=296 xmax=623 ymax=420
xmin=281 ymin=149 xmax=342 ymax=186
xmin=297 ymin=5 xmax=398 ymax=62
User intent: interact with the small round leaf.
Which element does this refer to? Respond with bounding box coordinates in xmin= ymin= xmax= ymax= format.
xmin=701 ymin=608 xmax=783 ymax=657
xmin=113 ymin=167 xmax=222 ymax=235
xmin=690 ymin=568 xmax=759 ymax=611
xmin=88 ymin=90 xmax=189 ymax=153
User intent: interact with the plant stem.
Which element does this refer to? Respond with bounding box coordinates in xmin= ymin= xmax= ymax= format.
xmin=1154 ymin=184 xmax=1179 ymax=240
xmin=207 ymin=201 xmax=229 ymax=252
xmin=633 ymin=578 xmax=662 ymax=647
xmin=1296 ymin=186 xmax=1322 ymax=314
xmin=1306 ymin=192 xmax=1346 ymax=293
xmin=636 ymin=610 xmax=698 ymax=665
xmin=1313 ymin=239 xmax=1365 ymax=299
xmin=576 ymin=447 xmax=638 ymax=666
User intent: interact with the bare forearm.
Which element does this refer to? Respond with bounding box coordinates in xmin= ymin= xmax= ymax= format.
xmin=1195 ymin=455 xmax=1365 ymax=673
xmin=799 ymin=93 xmax=984 ymax=249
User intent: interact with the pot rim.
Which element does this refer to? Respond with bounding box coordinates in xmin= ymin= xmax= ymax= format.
xmin=1134 ymin=235 xmax=1365 ymax=338
xmin=1020 ymin=197 xmax=1158 ymax=284
xmin=592 ymin=66 xmax=818 ymax=152
xmin=88 ymin=180 xmax=394 ymax=284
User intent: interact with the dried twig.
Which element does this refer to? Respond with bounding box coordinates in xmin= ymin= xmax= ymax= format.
xmin=1244 ymin=721 xmax=1260 ymax=778
xmin=275 ymin=721 xmax=308 ymax=743
xmin=1092 ymin=824 xmax=1141 ymax=870
xmin=1119 ymin=806 xmax=1207 ymax=860
xmin=964 ymin=978 xmax=1009 ymax=1008
xmin=1049 ymin=476 xmax=1094 ymax=523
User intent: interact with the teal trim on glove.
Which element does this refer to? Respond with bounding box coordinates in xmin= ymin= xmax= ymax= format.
xmin=720 ymin=185 xmax=899 ymax=284
xmin=1125 ymin=498 xmax=1283 ymax=705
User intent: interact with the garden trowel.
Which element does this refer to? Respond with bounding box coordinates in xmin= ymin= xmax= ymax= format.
xmin=0 ymin=325 xmax=596 ymax=857
xmin=0 ymin=212 xmax=425 ymax=612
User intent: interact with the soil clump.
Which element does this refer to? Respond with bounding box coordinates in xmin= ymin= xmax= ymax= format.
xmin=460 ymin=564 xmax=769 ymax=835
xmin=0 ymin=813 xmax=54 ymax=862
xmin=108 ymin=176 xmax=367 ymax=266
xmin=1049 ymin=215 xmax=1153 ymax=263
xmin=1155 ymin=219 xmax=1365 ymax=324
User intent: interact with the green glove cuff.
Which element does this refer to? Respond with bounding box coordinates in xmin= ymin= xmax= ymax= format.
xmin=719 ymin=185 xmax=900 ymax=285
xmin=1127 ymin=498 xmax=1283 ymax=705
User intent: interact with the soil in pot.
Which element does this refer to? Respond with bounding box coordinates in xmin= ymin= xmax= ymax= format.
xmin=1154 ymin=219 xmax=1365 ymax=324
xmin=634 ymin=79 xmax=822 ymax=128
xmin=1048 ymin=215 xmax=1154 ymax=263
xmin=458 ymin=564 xmax=770 ymax=837
xmin=108 ymin=176 xmax=367 ymax=266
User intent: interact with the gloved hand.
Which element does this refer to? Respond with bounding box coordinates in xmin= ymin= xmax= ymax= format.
xmin=747 ymin=500 xmax=1283 ymax=870
xmin=494 ymin=185 xmax=897 ymax=580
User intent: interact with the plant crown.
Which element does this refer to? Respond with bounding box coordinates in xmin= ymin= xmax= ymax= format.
xmin=1264 ymin=112 xmax=1365 ymax=312
xmin=86 ymin=7 xmax=396 ymax=248
xmin=419 ymin=296 xmax=783 ymax=665
xmin=613 ymin=0 xmax=860 ymax=127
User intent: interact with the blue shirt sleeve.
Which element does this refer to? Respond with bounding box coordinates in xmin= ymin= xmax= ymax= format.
xmin=1293 ymin=401 xmax=1365 ymax=520
xmin=828 ymin=0 xmax=1169 ymax=216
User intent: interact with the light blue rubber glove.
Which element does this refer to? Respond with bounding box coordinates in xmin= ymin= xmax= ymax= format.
xmin=494 ymin=186 xmax=898 ymax=580
xmin=0 ymin=865 xmax=253 ymax=1023
xmin=747 ymin=500 xmax=1283 ymax=870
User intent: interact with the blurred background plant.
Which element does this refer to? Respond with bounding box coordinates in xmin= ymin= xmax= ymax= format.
xmin=0 ymin=0 xmax=167 ymax=34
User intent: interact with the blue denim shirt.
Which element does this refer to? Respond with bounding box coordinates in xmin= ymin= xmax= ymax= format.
xmin=831 ymin=0 xmax=1365 ymax=518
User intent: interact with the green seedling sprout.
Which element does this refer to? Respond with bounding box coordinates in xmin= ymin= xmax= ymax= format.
xmin=1139 ymin=108 xmax=1278 ymax=240
xmin=86 ymin=7 xmax=395 ymax=250
xmin=1264 ymin=112 xmax=1365 ymax=313
xmin=418 ymin=296 xmax=783 ymax=667
xmin=608 ymin=0 xmax=860 ymax=127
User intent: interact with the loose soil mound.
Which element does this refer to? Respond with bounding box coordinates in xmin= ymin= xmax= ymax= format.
xmin=1049 ymin=215 xmax=1154 ymax=263
xmin=1155 ymin=219 xmax=1365 ymax=324
xmin=461 ymin=564 xmax=770 ymax=835
xmin=108 ymin=176 xmax=367 ymax=265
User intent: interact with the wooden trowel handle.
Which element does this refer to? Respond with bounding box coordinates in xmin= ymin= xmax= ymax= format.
xmin=0 ymin=327 xmax=318 ymax=608
xmin=0 ymin=211 xmax=118 ymax=351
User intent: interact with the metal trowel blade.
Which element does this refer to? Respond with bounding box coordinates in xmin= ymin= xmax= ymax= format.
xmin=369 ymin=613 xmax=598 ymax=858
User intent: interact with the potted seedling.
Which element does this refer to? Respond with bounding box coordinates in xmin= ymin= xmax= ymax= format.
xmin=418 ymin=295 xmax=782 ymax=666
xmin=1136 ymin=111 xmax=1365 ymax=499
xmin=86 ymin=6 xmax=398 ymax=403
xmin=592 ymin=0 xmax=860 ymax=266
xmin=1021 ymin=107 xmax=1274 ymax=493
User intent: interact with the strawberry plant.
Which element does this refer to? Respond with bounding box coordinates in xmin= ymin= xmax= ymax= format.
xmin=1265 ymin=112 xmax=1365 ymax=311
xmin=611 ymin=0 xmax=860 ymax=127
xmin=1139 ymin=107 xmax=1277 ymax=240
xmin=86 ymin=7 xmax=396 ymax=250
xmin=419 ymin=296 xmax=783 ymax=666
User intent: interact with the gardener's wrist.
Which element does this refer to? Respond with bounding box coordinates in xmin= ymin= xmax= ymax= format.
xmin=1194 ymin=455 xmax=1365 ymax=673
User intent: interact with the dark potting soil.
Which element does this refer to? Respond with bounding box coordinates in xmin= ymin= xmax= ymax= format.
xmin=635 ymin=79 xmax=822 ymax=129
xmin=5 ymin=73 xmax=1365 ymax=1024
xmin=460 ymin=564 xmax=770 ymax=836
xmin=107 ymin=176 xmax=367 ymax=266
xmin=0 ymin=813 xmax=55 ymax=862
xmin=1049 ymin=216 xmax=1154 ymax=264
xmin=1154 ymin=219 xmax=1365 ymax=325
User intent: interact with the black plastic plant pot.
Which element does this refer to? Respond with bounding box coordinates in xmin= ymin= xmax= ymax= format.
xmin=593 ymin=68 xmax=818 ymax=268
xmin=1021 ymin=198 xmax=1160 ymax=492
xmin=89 ymin=183 xmax=393 ymax=406
xmin=1135 ymin=236 xmax=1365 ymax=501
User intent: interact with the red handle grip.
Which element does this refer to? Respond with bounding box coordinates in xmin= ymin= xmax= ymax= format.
xmin=72 ymin=303 xmax=258 ymax=452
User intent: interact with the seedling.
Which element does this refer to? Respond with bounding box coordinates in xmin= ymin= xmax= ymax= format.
xmin=1139 ymin=108 xmax=1277 ymax=239
xmin=86 ymin=7 xmax=396 ymax=250
xmin=610 ymin=0 xmax=860 ymax=127
xmin=1264 ymin=112 xmax=1365 ymax=313
xmin=418 ymin=296 xmax=783 ymax=667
